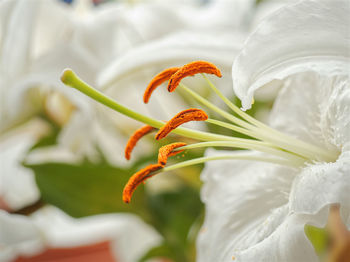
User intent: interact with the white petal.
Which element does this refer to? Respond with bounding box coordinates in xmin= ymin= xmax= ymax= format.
xmin=0 ymin=0 xmax=38 ymax=77
xmin=0 ymin=211 xmax=44 ymax=262
xmin=31 ymin=0 xmax=73 ymax=59
xmin=98 ymin=30 xmax=246 ymax=89
xmin=290 ymin=149 xmax=350 ymax=215
xmin=0 ymin=119 xmax=50 ymax=210
xmin=251 ymin=0 xmax=294 ymax=29
xmin=197 ymin=149 xmax=298 ymax=262
xmin=269 ymin=73 xmax=350 ymax=150
xmin=180 ymin=0 xmax=255 ymax=30
xmin=234 ymin=209 xmax=329 ymax=262
xmin=2 ymin=44 xmax=96 ymax=130
xmin=31 ymin=206 xmax=162 ymax=262
xmin=232 ymin=0 xmax=350 ymax=110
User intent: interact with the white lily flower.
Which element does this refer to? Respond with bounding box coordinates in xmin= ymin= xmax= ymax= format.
xmin=0 ymin=206 xmax=161 ymax=262
xmin=197 ymin=0 xmax=350 ymax=261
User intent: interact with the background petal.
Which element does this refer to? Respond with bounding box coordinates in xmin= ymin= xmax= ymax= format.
xmin=0 ymin=119 xmax=50 ymax=210
xmin=97 ymin=30 xmax=246 ymax=89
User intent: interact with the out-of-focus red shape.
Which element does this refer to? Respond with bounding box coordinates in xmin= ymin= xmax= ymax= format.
xmin=0 ymin=197 xmax=11 ymax=211
xmin=15 ymin=241 xmax=117 ymax=262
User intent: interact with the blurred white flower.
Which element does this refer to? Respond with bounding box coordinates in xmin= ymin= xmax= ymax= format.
xmin=98 ymin=0 xmax=256 ymax=93
xmin=0 ymin=0 xmax=218 ymax=210
xmin=197 ymin=0 xmax=350 ymax=261
xmin=0 ymin=206 xmax=161 ymax=262
xmin=0 ymin=119 xmax=50 ymax=211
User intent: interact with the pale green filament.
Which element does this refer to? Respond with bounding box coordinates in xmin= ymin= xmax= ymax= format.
xmin=202 ymin=75 xmax=338 ymax=162
xmin=176 ymin=141 xmax=306 ymax=165
xmin=162 ymin=154 xmax=300 ymax=173
xmin=202 ymin=74 xmax=268 ymax=129
xmin=179 ymin=80 xmax=337 ymax=162
xmin=206 ymin=118 xmax=260 ymax=140
xmin=206 ymin=118 xmax=329 ymax=162
xmin=179 ymin=83 xmax=255 ymax=130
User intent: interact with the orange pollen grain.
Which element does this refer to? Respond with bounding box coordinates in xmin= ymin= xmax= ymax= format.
xmin=123 ymin=164 xmax=163 ymax=203
xmin=167 ymin=61 xmax=222 ymax=92
xmin=143 ymin=67 xmax=180 ymax=103
xmin=158 ymin=142 xmax=187 ymax=166
xmin=125 ymin=125 xmax=156 ymax=160
xmin=155 ymin=108 xmax=208 ymax=140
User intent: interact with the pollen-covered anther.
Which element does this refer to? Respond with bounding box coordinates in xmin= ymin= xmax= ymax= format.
xmin=155 ymin=108 xmax=208 ymax=140
xmin=158 ymin=142 xmax=187 ymax=166
xmin=123 ymin=164 xmax=163 ymax=203
xmin=168 ymin=61 xmax=222 ymax=92
xmin=143 ymin=67 xmax=180 ymax=103
xmin=125 ymin=125 xmax=156 ymax=160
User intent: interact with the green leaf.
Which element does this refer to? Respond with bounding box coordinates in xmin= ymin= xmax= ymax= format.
xmin=139 ymin=243 xmax=175 ymax=262
xmin=305 ymin=224 xmax=328 ymax=257
xmin=146 ymin=186 xmax=203 ymax=262
xmin=25 ymin=161 xmax=150 ymax=219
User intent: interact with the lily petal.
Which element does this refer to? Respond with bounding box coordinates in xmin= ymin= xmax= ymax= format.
xmin=0 ymin=206 xmax=161 ymax=262
xmin=290 ymin=149 xmax=350 ymax=215
xmin=232 ymin=0 xmax=350 ymax=110
xmin=0 ymin=210 xmax=44 ymax=262
xmin=31 ymin=206 xmax=161 ymax=262
xmin=97 ymin=30 xmax=246 ymax=89
xmin=0 ymin=119 xmax=50 ymax=210
xmin=197 ymin=149 xmax=298 ymax=262
xmin=0 ymin=0 xmax=38 ymax=78
xmin=234 ymin=209 xmax=329 ymax=262
xmin=269 ymin=72 xmax=350 ymax=151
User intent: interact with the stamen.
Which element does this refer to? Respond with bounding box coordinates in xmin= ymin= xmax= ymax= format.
xmin=155 ymin=108 xmax=208 ymax=140
xmin=168 ymin=61 xmax=222 ymax=92
xmin=125 ymin=125 xmax=156 ymax=160
xmin=123 ymin=164 xmax=163 ymax=203
xmin=143 ymin=67 xmax=180 ymax=103
xmin=158 ymin=142 xmax=187 ymax=166
xmin=61 ymin=69 xmax=237 ymax=143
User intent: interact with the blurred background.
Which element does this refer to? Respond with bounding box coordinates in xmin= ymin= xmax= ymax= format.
xmin=0 ymin=0 xmax=288 ymax=261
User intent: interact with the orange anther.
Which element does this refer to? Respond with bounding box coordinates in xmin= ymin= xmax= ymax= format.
xmin=158 ymin=142 xmax=187 ymax=166
xmin=155 ymin=108 xmax=208 ymax=140
xmin=123 ymin=164 xmax=163 ymax=203
xmin=125 ymin=125 xmax=155 ymax=160
xmin=168 ymin=61 xmax=222 ymax=92
xmin=143 ymin=67 xmax=180 ymax=103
